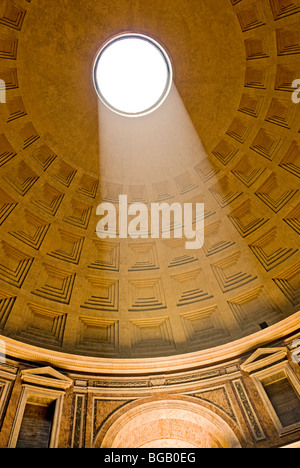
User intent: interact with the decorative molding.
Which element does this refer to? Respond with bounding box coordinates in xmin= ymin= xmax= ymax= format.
xmin=52 ymin=160 xmax=77 ymax=187
xmin=128 ymin=242 xmax=159 ymax=271
xmin=233 ymin=379 xmax=265 ymax=441
xmin=236 ymin=2 xmax=266 ymax=32
xmin=31 ymin=144 xmax=57 ymax=171
xmin=63 ymin=199 xmax=92 ymax=230
xmin=31 ymin=183 xmax=64 ymax=217
xmin=171 ymin=269 xmax=213 ymax=306
xmin=128 ymin=277 xmax=167 ymax=312
xmin=18 ymin=122 xmax=39 ymax=149
xmin=270 ymin=0 xmax=300 ymax=20
xmin=0 ymin=289 xmax=17 ymax=329
xmin=0 ymin=187 xmax=17 ymax=225
xmin=20 ymin=366 xmax=73 ymax=390
xmin=165 ymin=238 xmax=198 ymax=268
xmin=226 ymin=118 xmax=253 ymax=144
xmin=210 ymin=176 xmax=243 ymax=208
xmin=227 ymin=285 xmax=283 ymax=331
xmin=88 ymin=240 xmax=120 ymax=272
xmin=211 ymin=251 xmax=257 ymax=294
xmin=0 ymin=34 xmax=18 ymax=60
xmin=192 ymin=386 xmax=237 ymax=423
xmin=81 ymin=276 xmax=119 ymax=312
xmin=276 ymin=24 xmax=300 ymax=55
xmin=100 ymin=182 xmax=123 ymax=204
xmin=279 ymin=141 xmax=300 ymax=178
xmin=180 ymin=305 xmax=230 ymax=350
xmin=71 ymin=394 xmax=86 ymax=448
xmin=0 ymin=1 xmax=26 ymax=30
xmin=128 ymin=184 xmax=148 ymax=204
xmin=231 ymin=153 xmax=266 ymax=187
xmin=244 ymin=65 xmax=267 ymax=89
xmin=249 ymin=226 xmax=298 ymax=271
xmin=6 ymin=96 xmax=27 ymax=122
xmin=250 ymin=128 xmax=283 ymax=161
xmin=275 ymin=63 xmax=299 ymax=92
xmin=255 ymin=172 xmax=298 ymax=213
xmin=265 ymin=98 xmax=296 ymax=129
xmin=194 ymin=159 xmax=219 ymax=182
xmin=77 ymin=174 xmax=99 ymax=199
xmin=212 ymin=139 xmax=238 ymax=166
xmin=272 ymin=260 xmax=300 ymax=307
xmin=48 ymin=229 xmax=85 ymax=264
xmin=17 ymin=302 xmax=67 ymax=349
xmin=152 ymin=180 xmax=174 ymax=202
xmin=32 ymin=263 xmax=76 ymax=305
xmin=238 ymin=94 xmax=264 ymax=118
xmin=284 ymin=203 xmax=300 ymax=234
xmin=0 ymin=241 xmax=34 ymax=288
xmin=0 ymin=66 xmax=18 ymax=90
xmin=130 ymin=316 xmax=176 ymax=357
xmin=9 ymin=209 xmax=50 ymax=250
xmin=174 ymin=172 xmax=198 ymax=195
xmin=0 ymin=133 xmax=16 ymax=167
xmin=241 ymin=348 xmax=287 ymax=375
xmin=1 ymin=313 xmax=300 ymax=375
xmin=3 ymin=161 xmax=39 ymax=196
xmin=77 ymin=316 xmax=119 ymax=356
xmin=244 ymin=35 xmax=269 ymax=60
xmin=203 ymin=220 xmax=235 ymax=257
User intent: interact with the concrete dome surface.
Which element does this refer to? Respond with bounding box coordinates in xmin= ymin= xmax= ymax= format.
xmin=0 ymin=0 xmax=299 ymax=360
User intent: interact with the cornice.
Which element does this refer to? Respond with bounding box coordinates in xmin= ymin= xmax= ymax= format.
xmin=1 ymin=312 xmax=299 ymax=376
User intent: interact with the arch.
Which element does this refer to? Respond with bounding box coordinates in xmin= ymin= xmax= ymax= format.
xmin=94 ymin=396 xmax=242 ymax=449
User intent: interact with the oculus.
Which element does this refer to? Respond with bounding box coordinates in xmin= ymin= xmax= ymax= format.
xmin=93 ymin=33 xmax=173 ymax=117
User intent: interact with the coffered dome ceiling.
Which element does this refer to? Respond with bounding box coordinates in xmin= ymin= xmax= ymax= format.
xmin=0 ymin=0 xmax=299 ymax=359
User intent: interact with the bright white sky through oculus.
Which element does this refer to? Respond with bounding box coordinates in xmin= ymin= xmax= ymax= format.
xmin=94 ymin=35 xmax=172 ymax=116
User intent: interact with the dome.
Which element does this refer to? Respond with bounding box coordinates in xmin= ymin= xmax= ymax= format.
xmin=0 ymin=0 xmax=299 ymax=361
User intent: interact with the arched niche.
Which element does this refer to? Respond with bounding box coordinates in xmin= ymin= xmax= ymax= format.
xmin=94 ymin=396 xmax=242 ymax=449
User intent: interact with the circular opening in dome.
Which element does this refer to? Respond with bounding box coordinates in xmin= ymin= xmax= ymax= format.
xmin=93 ymin=33 xmax=173 ymax=117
